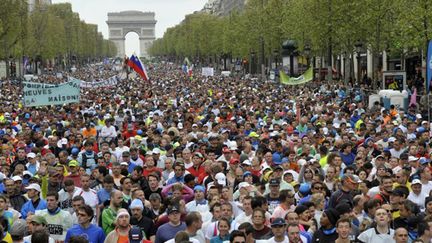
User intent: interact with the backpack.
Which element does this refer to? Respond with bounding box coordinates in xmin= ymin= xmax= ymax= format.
xmin=129 ymin=225 xmax=144 ymax=242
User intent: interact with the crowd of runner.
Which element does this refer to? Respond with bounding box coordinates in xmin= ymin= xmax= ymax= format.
xmin=0 ymin=61 xmax=431 ymax=243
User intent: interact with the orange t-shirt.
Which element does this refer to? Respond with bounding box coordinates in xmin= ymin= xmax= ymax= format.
xmin=117 ymin=234 xmax=129 ymax=243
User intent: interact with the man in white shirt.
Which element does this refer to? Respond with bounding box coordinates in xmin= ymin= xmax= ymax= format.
xmin=100 ymin=119 xmax=117 ymax=142
xmin=408 ymin=179 xmax=427 ymax=211
xmin=114 ymin=138 xmax=129 ymax=161
xmin=267 ymin=218 xmax=288 ymax=243
xmin=358 ymin=208 xmax=394 ymax=243
xmin=73 ymin=174 xmax=98 ymax=222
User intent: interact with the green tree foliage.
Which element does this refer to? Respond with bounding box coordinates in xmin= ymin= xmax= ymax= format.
xmin=150 ymin=0 xmax=430 ymax=76
xmin=2 ymin=1 xmax=116 ymax=70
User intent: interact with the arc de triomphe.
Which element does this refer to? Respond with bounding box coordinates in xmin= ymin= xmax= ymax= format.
xmin=106 ymin=11 xmax=156 ymax=58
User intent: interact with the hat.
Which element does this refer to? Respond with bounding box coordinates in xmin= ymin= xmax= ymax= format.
xmin=193 ymin=152 xmax=204 ymax=159
xmin=27 ymin=152 xmax=36 ymax=159
xmin=269 ymin=179 xmax=280 ymax=186
xmin=281 ymin=158 xmax=289 ymax=164
xmin=12 ymin=175 xmax=22 ymax=182
xmin=388 ymin=137 xmax=396 ymax=143
xmin=243 ymin=171 xmax=252 ymax=178
xmin=249 ymin=132 xmax=260 ymax=138
xmin=120 ymin=162 xmax=129 ymax=166
xmin=238 ymin=182 xmax=250 ymax=190
xmin=299 ymin=183 xmax=310 ymax=195
xmin=342 ymin=174 xmax=361 ymax=184
xmin=215 ymin=172 xmax=226 ymax=186
xmin=31 ymin=215 xmax=47 ymax=225
xmin=411 ymin=179 xmax=422 ymax=185
xmin=194 ymin=185 xmax=205 ymax=192
xmin=116 ymin=208 xmax=130 ymax=221
xmin=130 ymin=199 xmax=144 ymax=210
xmin=324 ymin=208 xmax=340 ymax=226
xmin=419 ymin=157 xmax=430 ymax=165
xmin=25 ymin=183 xmax=41 ymax=192
xmin=192 ymin=124 xmax=198 ymax=128
xmin=408 ymin=156 xmax=418 ymax=162
xmin=167 ymin=205 xmax=180 ymax=214
xmin=271 ymin=217 xmax=287 ymax=227
xmin=229 ymin=158 xmax=240 ymax=165
xmin=23 ymin=171 xmax=32 ymax=178
xmin=152 ymin=148 xmax=161 ymax=154
xmin=241 ymin=160 xmax=252 ymax=166
xmin=10 ymin=219 xmax=26 ymax=237
xmin=273 ymin=165 xmax=283 ymax=171
xmin=69 ymin=160 xmax=79 ymax=167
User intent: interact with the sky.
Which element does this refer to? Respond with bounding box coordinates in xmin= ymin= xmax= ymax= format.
xmin=51 ymin=0 xmax=208 ymax=56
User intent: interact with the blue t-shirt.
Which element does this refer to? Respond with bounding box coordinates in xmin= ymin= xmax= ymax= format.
xmin=97 ymin=188 xmax=111 ymax=205
xmin=65 ymin=224 xmax=105 ymax=243
xmin=155 ymin=222 xmax=186 ymax=243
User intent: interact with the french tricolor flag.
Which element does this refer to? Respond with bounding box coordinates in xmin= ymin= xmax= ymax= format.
xmin=128 ymin=55 xmax=149 ymax=81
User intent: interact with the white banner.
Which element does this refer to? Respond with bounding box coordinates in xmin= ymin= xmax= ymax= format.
xmin=202 ymin=67 xmax=214 ymax=77
xmin=78 ymin=76 xmax=119 ymax=88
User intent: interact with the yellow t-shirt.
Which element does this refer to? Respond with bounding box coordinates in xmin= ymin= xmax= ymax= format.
xmin=2 ymin=232 xmax=12 ymax=243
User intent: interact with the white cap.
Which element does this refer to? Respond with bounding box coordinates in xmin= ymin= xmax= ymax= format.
xmin=238 ymin=182 xmax=250 ymax=190
xmin=12 ymin=176 xmax=22 ymax=182
xmin=152 ymin=148 xmax=161 ymax=154
xmin=23 ymin=171 xmax=33 ymax=177
xmin=146 ymin=151 xmax=153 ymax=156
xmin=120 ymin=162 xmax=128 ymax=166
xmin=178 ymin=123 xmax=183 ymax=130
xmin=215 ymin=172 xmax=226 ymax=186
xmin=25 ymin=183 xmax=41 ymax=192
xmin=388 ymin=137 xmax=396 ymax=143
xmin=408 ymin=156 xmax=419 ymax=162
xmin=411 ymin=179 xmax=422 ymax=185
xmin=27 ymin=152 xmax=36 ymax=159
xmin=192 ymin=124 xmax=198 ymax=127
xmin=241 ymin=160 xmax=252 ymax=166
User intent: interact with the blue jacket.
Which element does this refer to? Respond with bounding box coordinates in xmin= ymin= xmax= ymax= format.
xmin=21 ymin=199 xmax=47 ymax=219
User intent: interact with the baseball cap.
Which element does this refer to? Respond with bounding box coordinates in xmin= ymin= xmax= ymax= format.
xmin=215 ymin=172 xmax=226 ymax=186
xmin=31 ymin=215 xmax=47 ymax=225
xmin=10 ymin=219 xmax=26 ymax=237
xmin=25 ymin=183 xmax=41 ymax=192
xmin=342 ymin=174 xmax=362 ymax=184
xmin=167 ymin=205 xmax=180 ymax=214
xmin=408 ymin=156 xmax=418 ymax=162
xmin=241 ymin=160 xmax=252 ymax=166
xmin=120 ymin=162 xmax=129 ymax=166
xmin=12 ymin=176 xmax=22 ymax=182
xmin=68 ymin=160 xmax=79 ymax=167
xmin=238 ymin=182 xmax=250 ymax=190
xmin=411 ymin=179 xmax=422 ymax=185
xmin=193 ymin=152 xmax=204 ymax=158
xmin=419 ymin=157 xmax=430 ymax=165
xmin=269 ymin=179 xmax=280 ymax=186
xmin=152 ymin=148 xmax=161 ymax=154
xmin=130 ymin=199 xmax=144 ymax=210
xmin=243 ymin=171 xmax=252 ymax=178
xmin=271 ymin=217 xmax=287 ymax=227
xmin=27 ymin=152 xmax=36 ymax=159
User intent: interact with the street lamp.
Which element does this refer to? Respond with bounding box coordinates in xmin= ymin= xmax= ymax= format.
xmin=355 ymin=40 xmax=363 ymax=84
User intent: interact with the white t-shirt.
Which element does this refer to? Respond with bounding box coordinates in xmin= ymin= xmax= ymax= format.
xmin=357 ymin=227 xmax=395 ymax=243
xmin=73 ymin=188 xmax=98 ymax=211
xmin=257 ymin=235 xmax=289 ymax=243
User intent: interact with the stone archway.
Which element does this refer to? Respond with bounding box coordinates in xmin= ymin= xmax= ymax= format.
xmin=106 ymin=11 xmax=156 ymax=58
